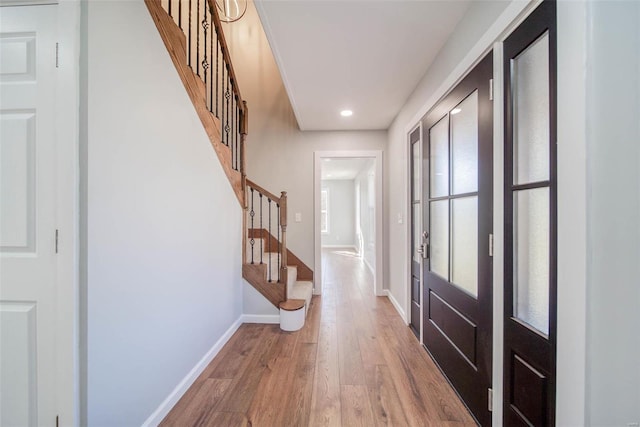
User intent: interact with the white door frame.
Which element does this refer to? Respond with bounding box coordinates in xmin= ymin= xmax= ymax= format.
xmin=313 ymin=150 xmax=384 ymax=296
xmin=55 ymin=1 xmax=80 ymax=425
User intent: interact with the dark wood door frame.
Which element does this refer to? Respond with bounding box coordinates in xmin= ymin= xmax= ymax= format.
xmin=503 ymin=1 xmax=557 ymax=425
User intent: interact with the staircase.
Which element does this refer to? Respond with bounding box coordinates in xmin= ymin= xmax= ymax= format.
xmin=145 ymin=0 xmax=314 ymax=326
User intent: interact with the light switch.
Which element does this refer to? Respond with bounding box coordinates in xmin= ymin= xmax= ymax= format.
xmin=295 ymin=212 xmax=302 ymax=222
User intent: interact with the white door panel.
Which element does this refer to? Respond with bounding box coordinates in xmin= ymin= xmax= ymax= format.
xmin=0 ymin=5 xmax=57 ymax=426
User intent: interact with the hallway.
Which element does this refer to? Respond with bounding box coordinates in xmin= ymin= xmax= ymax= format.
xmin=161 ymin=249 xmax=475 ymax=426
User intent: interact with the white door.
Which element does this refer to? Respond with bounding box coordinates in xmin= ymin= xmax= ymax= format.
xmin=0 ymin=5 xmax=58 ymax=426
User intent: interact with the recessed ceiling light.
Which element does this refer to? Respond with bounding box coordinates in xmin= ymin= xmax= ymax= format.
xmin=451 ymin=108 xmax=462 ymax=115
xmin=340 ymin=110 xmax=353 ymax=117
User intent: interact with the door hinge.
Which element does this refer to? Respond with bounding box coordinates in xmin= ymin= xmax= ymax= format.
xmin=489 ymin=78 xmax=494 ymax=101
xmin=55 ymin=42 xmax=59 ymax=68
xmin=488 ymin=233 xmax=494 ymax=257
xmin=488 ymin=388 xmax=493 ymax=412
xmin=56 ymin=415 xmax=59 ymax=427
xmin=55 ymin=229 xmax=59 ymax=254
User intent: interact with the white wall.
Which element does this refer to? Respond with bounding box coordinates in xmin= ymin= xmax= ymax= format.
xmin=321 ymin=180 xmax=355 ymax=247
xmin=355 ymin=162 xmax=376 ymax=273
xmin=83 ymin=2 xmax=243 ymax=425
xmin=584 ymin=1 xmax=640 ymax=424
xmin=222 ymin=2 xmax=386 ymax=276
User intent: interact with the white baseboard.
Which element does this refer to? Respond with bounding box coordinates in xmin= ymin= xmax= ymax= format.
xmin=321 ymin=245 xmax=358 ymax=251
xmin=386 ymin=290 xmax=407 ymax=323
xmin=141 ymin=316 xmax=243 ymax=427
xmin=242 ymin=314 xmax=280 ymax=324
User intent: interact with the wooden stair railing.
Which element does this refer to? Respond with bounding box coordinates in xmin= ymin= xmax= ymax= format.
xmin=146 ymin=0 xmax=314 ymax=311
xmin=243 ymin=179 xmax=288 ymax=306
xmin=145 ymin=0 xmax=248 ymax=206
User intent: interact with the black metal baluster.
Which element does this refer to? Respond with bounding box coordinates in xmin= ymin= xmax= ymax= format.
xmin=216 ymin=41 xmax=220 ymax=117
xmin=209 ymin=24 xmax=214 ymax=113
xmin=232 ymin=95 xmax=236 ymax=169
xmin=225 ymin=68 xmax=230 ymax=146
xmin=259 ymin=193 xmax=263 ymax=264
xmin=178 ymin=0 xmax=182 ymax=29
xmin=250 ymin=188 xmax=255 ymax=264
xmin=268 ymin=199 xmax=272 ymax=282
xmin=168 ymin=0 xmax=172 ymax=17
xmin=235 ymin=98 xmax=239 ymax=170
xmin=277 ymin=204 xmax=281 ymax=282
xmin=188 ymin=0 xmax=192 ymax=66
xmin=221 ymin=63 xmax=225 ymax=144
xmin=196 ymin=0 xmax=200 ymax=76
xmin=235 ymin=97 xmax=239 ymax=170
xmin=230 ymin=94 xmax=234 ymax=167
xmin=202 ymin=9 xmax=209 ymax=100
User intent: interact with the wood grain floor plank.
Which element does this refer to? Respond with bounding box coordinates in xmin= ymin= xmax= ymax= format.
xmin=336 ymin=305 xmax=366 ymax=386
xmin=299 ymin=296 xmax=322 ymax=343
xmin=309 ymin=323 xmax=342 ymax=427
xmin=246 ymin=356 xmax=297 ymax=425
xmin=279 ymin=342 xmax=318 ymax=426
xmin=340 ymin=385 xmax=376 ymax=427
xmin=159 ymin=379 xmax=231 ymax=427
xmin=201 ymin=411 xmax=249 ymax=427
xmin=358 ymin=335 xmax=386 ymax=366
xmin=208 ymin=324 xmax=266 ymax=379
xmin=366 ymin=365 xmax=411 ymax=427
xmin=212 ymin=325 xmax=280 ymax=413
xmin=158 ymin=380 xmax=207 ymax=427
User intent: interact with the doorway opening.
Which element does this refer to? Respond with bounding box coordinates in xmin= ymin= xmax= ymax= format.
xmin=313 ymin=151 xmax=383 ymax=296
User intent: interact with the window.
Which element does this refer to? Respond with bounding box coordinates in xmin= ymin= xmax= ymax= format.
xmin=321 ymin=189 xmax=329 ymax=233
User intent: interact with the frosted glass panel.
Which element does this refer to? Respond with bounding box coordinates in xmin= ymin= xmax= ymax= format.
xmin=430 ymin=200 xmax=449 ymax=279
xmin=514 ymin=188 xmax=549 ymax=335
xmin=513 ymin=32 xmax=550 ymax=184
xmin=429 ymin=116 xmax=449 ymax=198
xmin=451 ymin=91 xmax=478 ymax=195
xmin=452 ymin=197 xmax=478 ymax=297
xmin=412 ymin=142 xmax=419 ymax=201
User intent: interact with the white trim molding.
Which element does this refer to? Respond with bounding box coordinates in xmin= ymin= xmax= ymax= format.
xmin=0 ymin=0 xmax=57 ymax=5
xmin=141 ymin=317 xmax=243 ymax=427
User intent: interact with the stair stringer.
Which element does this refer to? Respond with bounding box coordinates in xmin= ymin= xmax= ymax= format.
xmin=145 ymin=0 xmax=244 ymax=206
xmin=242 ymin=263 xmax=286 ymax=308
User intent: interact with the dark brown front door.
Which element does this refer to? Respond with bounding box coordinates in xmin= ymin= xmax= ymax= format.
xmin=422 ymin=52 xmax=493 ymax=426
xmin=503 ymin=2 xmax=557 ymax=425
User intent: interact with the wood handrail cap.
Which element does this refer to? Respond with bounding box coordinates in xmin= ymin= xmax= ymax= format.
xmin=279 ymin=299 xmax=305 ymax=311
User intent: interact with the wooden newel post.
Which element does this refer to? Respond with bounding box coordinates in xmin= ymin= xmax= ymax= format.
xmin=279 ymin=191 xmax=288 ymax=297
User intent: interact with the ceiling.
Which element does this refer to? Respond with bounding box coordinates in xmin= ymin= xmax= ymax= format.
xmin=254 ymin=0 xmax=471 ymax=131
xmin=321 ymin=157 xmax=374 ymax=180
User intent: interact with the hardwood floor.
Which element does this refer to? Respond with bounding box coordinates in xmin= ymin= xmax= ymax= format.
xmin=161 ymin=249 xmax=476 ymax=426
